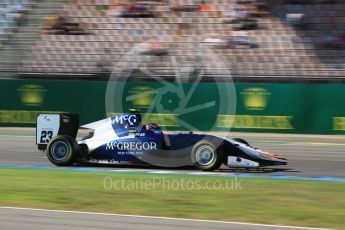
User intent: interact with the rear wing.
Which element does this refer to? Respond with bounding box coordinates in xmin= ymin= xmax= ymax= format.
xmin=36 ymin=114 xmax=79 ymax=150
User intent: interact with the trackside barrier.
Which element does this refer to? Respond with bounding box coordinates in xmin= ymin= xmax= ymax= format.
xmin=0 ymin=79 xmax=344 ymax=134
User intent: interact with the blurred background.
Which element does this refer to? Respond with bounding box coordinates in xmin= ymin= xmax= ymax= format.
xmin=0 ymin=0 xmax=345 ymax=134
xmin=1 ymin=2 xmax=345 ymax=229
xmin=1 ymin=0 xmax=345 ymax=78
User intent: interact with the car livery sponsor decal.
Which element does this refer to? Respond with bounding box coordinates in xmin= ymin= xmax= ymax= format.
xmin=111 ymin=114 xmax=142 ymax=137
xmin=111 ymin=114 xmax=139 ymax=126
xmin=106 ymin=141 xmax=157 ymax=156
xmin=134 ymin=132 xmax=145 ymax=137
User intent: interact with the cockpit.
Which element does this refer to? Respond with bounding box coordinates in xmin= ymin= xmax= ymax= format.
xmin=144 ymin=123 xmax=162 ymax=135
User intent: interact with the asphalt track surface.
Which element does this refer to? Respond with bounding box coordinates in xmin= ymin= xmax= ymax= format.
xmin=0 ymin=128 xmax=342 ymax=230
xmin=0 ymin=128 xmax=344 ymax=177
xmin=0 ymin=207 xmax=325 ymax=230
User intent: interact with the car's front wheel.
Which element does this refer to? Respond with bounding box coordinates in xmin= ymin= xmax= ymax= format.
xmin=191 ymin=140 xmax=222 ymax=171
xmin=46 ymin=135 xmax=80 ymax=166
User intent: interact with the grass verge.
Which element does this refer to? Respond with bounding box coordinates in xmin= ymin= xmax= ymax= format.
xmin=0 ymin=168 xmax=344 ymax=229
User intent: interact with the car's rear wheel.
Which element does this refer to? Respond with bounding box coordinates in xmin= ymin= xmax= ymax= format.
xmin=46 ymin=135 xmax=80 ymax=166
xmin=191 ymin=140 xmax=222 ymax=171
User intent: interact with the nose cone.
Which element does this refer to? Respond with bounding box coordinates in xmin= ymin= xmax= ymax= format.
xmin=258 ymin=151 xmax=288 ymax=165
xmin=266 ymin=153 xmax=287 ymax=161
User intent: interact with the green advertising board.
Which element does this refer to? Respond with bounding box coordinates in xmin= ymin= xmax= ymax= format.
xmin=0 ymin=79 xmax=344 ymax=134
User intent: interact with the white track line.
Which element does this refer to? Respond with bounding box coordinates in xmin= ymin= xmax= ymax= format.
xmin=0 ymin=134 xmax=33 ymax=137
xmin=0 ymin=206 xmax=328 ymax=230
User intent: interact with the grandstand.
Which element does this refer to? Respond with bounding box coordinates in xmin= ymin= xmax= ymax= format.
xmin=1 ymin=0 xmax=345 ymax=79
xmin=0 ymin=0 xmax=65 ymax=74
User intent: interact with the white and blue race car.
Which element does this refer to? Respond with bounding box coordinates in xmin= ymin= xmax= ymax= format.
xmin=36 ymin=113 xmax=287 ymax=171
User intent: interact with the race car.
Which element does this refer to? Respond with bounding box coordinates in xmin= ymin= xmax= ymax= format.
xmin=36 ymin=113 xmax=287 ymax=171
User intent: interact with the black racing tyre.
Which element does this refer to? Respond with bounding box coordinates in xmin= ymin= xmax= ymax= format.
xmin=46 ymin=135 xmax=80 ymax=166
xmin=191 ymin=140 xmax=222 ymax=171
xmin=231 ymin=138 xmax=250 ymax=146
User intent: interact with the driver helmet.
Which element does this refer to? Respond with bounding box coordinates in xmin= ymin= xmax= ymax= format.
xmin=145 ymin=123 xmax=161 ymax=134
